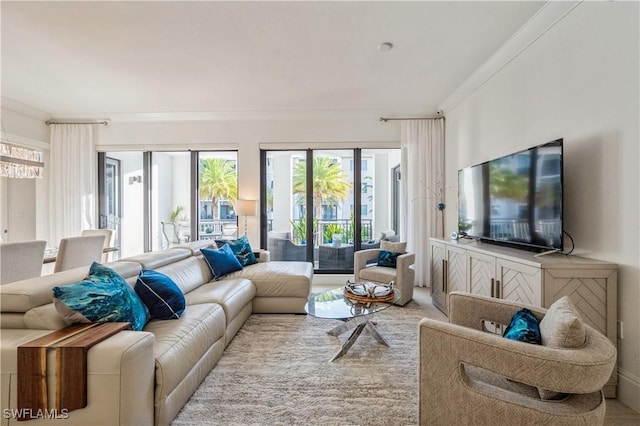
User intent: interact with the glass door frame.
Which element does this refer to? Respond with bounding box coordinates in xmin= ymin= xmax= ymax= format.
xmin=260 ymin=147 xmax=376 ymax=273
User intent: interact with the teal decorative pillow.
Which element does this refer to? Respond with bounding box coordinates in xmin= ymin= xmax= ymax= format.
xmin=503 ymin=308 xmax=541 ymax=344
xmin=202 ymin=245 xmax=243 ymax=280
xmin=52 ymin=262 xmax=149 ymax=331
xmin=215 ymin=235 xmax=257 ymax=267
xmin=377 ymin=250 xmax=401 ymax=268
xmin=135 ymin=269 xmax=185 ymax=320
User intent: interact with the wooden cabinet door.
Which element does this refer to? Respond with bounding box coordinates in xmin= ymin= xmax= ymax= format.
xmin=496 ymin=258 xmax=541 ymax=305
xmin=468 ymin=250 xmax=495 ymax=298
xmin=543 ymin=267 xmax=617 ymax=340
xmin=446 ymin=246 xmax=468 ymax=294
xmin=430 ymin=241 xmax=446 ymax=312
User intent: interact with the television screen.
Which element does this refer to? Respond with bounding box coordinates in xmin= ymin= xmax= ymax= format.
xmin=458 ymin=139 xmax=563 ymax=251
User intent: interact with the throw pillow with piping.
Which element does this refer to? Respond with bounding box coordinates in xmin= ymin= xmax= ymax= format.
xmin=135 ymin=269 xmax=185 ymax=320
xmin=202 ymin=245 xmax=243 ymax=280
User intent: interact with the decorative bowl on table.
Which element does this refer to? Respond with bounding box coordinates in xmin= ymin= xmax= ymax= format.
xmin=343 ymin=280 xmax=395 ymax=303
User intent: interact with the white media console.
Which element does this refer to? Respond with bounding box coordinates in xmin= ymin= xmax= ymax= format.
xmin=429 ymin=237 xmax=618 ymax=397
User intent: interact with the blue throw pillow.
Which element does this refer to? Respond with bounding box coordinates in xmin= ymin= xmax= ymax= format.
xmin=52 ymin=262 xmax=149 ymax=331
xmin=202 ymin=245 xmax=243 ymax=280
xmin=377 ymin=250 xmax=401 ymax=268
xmin=215 ymin=235 xmax=257 ymax=267
xmin=135 ymin=269 xmax=185 ymax=320
xmin=503 ymin=308 xmax=541 ymax=344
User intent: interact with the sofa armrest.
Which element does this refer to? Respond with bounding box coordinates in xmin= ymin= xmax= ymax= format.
xmin=255 ymin=250 xmax=270 ymax=263
xmin=1 ymin=329 xmax=155 ymax=426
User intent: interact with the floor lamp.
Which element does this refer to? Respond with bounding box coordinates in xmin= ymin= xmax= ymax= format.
xmin=235 ymin=199 xmax=257 ymax=236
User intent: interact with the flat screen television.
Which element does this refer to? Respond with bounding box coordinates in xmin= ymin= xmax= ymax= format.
xmin=457 ymin=139 xmax=563 ymax=252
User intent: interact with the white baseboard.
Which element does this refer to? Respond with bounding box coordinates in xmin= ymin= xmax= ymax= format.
xmin=618 ymin=367 xmax=640 ymax=413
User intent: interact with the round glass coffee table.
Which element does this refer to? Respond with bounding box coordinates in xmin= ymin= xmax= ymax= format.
xmin=305 ymin=286 xmax=399 ymax=361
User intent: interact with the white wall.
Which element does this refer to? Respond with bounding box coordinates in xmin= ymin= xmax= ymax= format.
xmin=443 ymin=2 xmax=639 ymax=410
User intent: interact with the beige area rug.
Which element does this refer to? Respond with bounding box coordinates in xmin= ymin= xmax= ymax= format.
xmin=172 ymin=298 xmax=445 ymax=426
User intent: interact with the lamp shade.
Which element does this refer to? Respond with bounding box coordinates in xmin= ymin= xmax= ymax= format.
xmin=235 ymin=199 xmax=257 ymax=216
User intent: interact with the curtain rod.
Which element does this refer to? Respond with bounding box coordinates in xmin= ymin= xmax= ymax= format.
xmin=379 ymin=115 xmax=443 ymax=122
xmin=45 ymin=120 xmax=109 ymax=126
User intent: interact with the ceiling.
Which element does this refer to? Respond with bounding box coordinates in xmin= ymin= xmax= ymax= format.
xmin=1 ymin=1 xmax=545 ymax=121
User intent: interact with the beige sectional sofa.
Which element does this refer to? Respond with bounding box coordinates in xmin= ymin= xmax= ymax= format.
xmin=0 ymin=240 xmax=313 ymax=426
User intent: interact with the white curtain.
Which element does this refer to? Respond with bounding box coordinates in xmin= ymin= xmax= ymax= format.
xmin=48 ymin=124 xmax=97 ymax=246
xmin=400 ymin=119 xmax=445 ymax=287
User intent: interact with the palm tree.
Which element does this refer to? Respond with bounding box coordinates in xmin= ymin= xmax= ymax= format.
xmin=292 ymin=156 xmax=352 ymax=220
xmin=199 ymin=158 xmax=238 ymax=220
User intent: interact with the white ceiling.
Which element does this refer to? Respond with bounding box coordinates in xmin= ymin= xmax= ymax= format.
xmin=1 ymin=1 xmax=545 ymax=121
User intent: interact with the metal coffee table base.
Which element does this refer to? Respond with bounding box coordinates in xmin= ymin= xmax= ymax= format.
xmin=327 ymin=313 xmax=389 ymax=361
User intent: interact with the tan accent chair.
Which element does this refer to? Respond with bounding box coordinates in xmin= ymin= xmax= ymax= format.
xmin=0 ymin=240 xmax=46 ymax=284
xmin=353 ymin=241 xmax=415 ymax=306
xmin=54 ymin=235 xmax=106 ymax=272
xmin=418 ymin=292 xmax=616 ymax=425
xmin=81 ymin=229 xmax=114 ymax=262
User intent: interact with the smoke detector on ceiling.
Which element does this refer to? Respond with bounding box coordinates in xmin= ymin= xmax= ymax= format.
xmin=377 ymin=42 xmax=393 ymax=52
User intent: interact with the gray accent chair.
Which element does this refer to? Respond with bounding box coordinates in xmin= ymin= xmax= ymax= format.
xmin=0 ymin=240 xmax=46 ymax=284
xmin=318 ymin=244 xmax=354 ymax=269
xmin=267 ymin=232 xmax=307 ymax=261
xmin=418 ymin=292 xmax=616 ymax=425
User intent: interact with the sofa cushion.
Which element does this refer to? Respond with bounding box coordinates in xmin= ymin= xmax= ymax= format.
xmin=539 ymin=296 xmax=586 ymax=348
xmin=357 ymin=265 xmax=396 ymax=285
xmin=52 ymin=262 xmax=149 ymax=331
xmin=202 ymin=246 xmax=243 ymax=280
xmin=225 ymin=261 xmax=312 ymax=298
xmin=153 ymin=256 xmax=213 ymax=294
xmin=23 ymin=303 xmax=68 ymax=329
xmin=135 ymin=270 xmax=186 ymax=320
xmin=144 ymin=303 xmax=225 ymax=400
xmin=185 ymin=278 xmax=255 ymax=323
xmin=0 ymin=261 xmax=141 ymax=313
xmin=215 ymin=235 xmax=257 ymax=267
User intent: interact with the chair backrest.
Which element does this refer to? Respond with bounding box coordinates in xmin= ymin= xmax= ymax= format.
xmin=161 ymin=222 xmax=180 ymax=247
xmin=0 ymin=240 xmax=47 ymax=284
xmin=54 ymin=235 xmax=106 ymax=273
xmin=81 ymin=229 xmax=114 ymax=262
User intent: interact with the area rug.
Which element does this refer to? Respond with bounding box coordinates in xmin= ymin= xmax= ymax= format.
xmin=172 ymin=299 xmax=444 ymax=426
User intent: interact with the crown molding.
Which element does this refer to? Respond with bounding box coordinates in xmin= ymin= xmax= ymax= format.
xmin=1 ymin=97 xmax=52 ymax=121
xmin=439 ymin=1 xmax=582 ymax=115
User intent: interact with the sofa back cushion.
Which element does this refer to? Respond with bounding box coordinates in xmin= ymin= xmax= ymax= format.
xmin=153 ymin=255 xmax=213 ymax=294
xmin=0 ymin=261 xmax=141 ymax=314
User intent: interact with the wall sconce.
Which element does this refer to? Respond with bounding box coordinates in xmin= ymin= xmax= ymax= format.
xmin=0 ymin=142 xmax=44 ymax=178
xmin=128 ymin=175 xmax=142 ymax=185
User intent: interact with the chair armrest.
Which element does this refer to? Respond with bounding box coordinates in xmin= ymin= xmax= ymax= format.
xmin=397 ymin=252 xmax=415 ymax=269
xmin=448 ymin=291 xmax=547 ymax=331
xmin=419 ymin=317 xmax=616 ymax=394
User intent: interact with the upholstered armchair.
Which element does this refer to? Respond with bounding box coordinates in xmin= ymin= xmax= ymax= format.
xmin=353 ymin=241 xmax=414 ymax=306
xmin=418 ymin=292 xmax=616 ymax=425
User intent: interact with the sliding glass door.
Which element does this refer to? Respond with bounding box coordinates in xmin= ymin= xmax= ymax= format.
xmin=262 ymin=148 xmax=401 ymax=273
xmin=98 ymin=150 xmax=237 ymax=257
